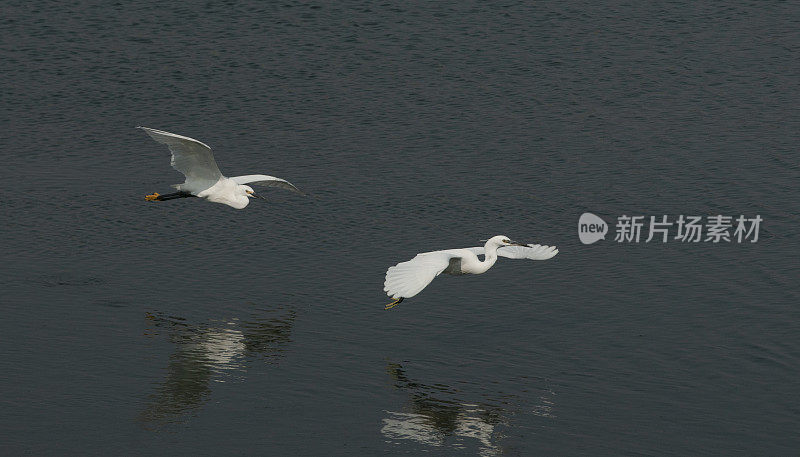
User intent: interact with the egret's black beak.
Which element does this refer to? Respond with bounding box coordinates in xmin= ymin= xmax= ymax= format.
xmin=249 ymin=192 xmax=267 ymax=200
xmin=508 ymin=240 xmax=527 ymax=247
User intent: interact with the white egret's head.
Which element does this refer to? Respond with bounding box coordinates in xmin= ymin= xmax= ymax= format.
xmin=241 ymin=185 xmax=265 ymax=200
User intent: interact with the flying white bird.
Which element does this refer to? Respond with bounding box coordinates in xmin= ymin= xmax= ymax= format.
xmin=138 ymin=127 xmax=303 ymax=209
xmin=383 ymin=235 xmax=558 ymax=309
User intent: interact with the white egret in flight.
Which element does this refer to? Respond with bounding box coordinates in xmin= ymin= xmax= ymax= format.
xmin=138 ymin=127 xmax=303 ymax=209
xmin=383 ymin=235 xmax=558 ymax=309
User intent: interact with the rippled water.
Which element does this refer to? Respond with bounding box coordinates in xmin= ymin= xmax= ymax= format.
xmin=2 ymin=1 xmax=798 ymax=455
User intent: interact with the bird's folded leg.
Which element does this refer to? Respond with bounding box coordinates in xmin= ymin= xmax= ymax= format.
xmin=145 ymin=191 xmax=195 ymax=202
xmin=385 ymin=297 xmax=404 ymax=310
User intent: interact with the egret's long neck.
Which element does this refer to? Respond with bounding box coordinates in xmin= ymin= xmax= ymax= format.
xmin=476 ymin=242 xmax=500 ymax=274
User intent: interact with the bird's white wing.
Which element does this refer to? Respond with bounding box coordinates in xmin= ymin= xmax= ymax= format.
xmin=384 ymin=251 xmax=458 ymax=299
xmin=466 ymin=244 xmax=559 ymax=260
xmin=230 ymin=175 xmax=304 ymax=195
xmin=138 ymin=127 xmax=222 ymax=183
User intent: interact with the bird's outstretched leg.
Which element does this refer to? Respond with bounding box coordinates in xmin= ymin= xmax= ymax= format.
xmin=385 ymin=297 xmax=404 ymax=310
xmin=145 ymin=191 xmax=195 ymax=202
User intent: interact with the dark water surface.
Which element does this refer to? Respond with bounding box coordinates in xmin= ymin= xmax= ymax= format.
xmin=2 ymin=1 xmax=798 ymax=455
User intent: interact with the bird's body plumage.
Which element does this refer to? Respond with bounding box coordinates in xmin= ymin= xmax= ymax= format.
xmin=193 ymin=176 xmax=250 ymax=209
xmin=138 ymin=127 xmax=302 ymax=209
xmin=384 ymin=236 xmax=558 ymax=306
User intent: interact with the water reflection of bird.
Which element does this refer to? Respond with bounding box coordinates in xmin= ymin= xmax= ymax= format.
xmin=139 ymin=308 xmax=296 ymax=427
xmin=382 ymin=363 xmax=506 ymax=456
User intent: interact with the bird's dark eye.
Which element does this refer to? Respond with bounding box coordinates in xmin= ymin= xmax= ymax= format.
xmin=503 ymin=239 xmax=509 ymax=243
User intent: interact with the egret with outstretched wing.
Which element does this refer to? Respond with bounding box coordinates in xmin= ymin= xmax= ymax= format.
xmin=383 ymin=235 xmax=558 ymax=309
xmin=138 ymin=127 xmax=303 ymax=209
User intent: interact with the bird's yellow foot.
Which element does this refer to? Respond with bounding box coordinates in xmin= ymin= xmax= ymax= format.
xmin=145 ymin=192 xmax=160 ymax=201
xmin=385 ymin=297 xmax=404 ymax=310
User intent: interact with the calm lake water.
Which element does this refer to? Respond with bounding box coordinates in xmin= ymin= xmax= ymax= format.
xmin=2 ymin=1 xmax=798 ymax=455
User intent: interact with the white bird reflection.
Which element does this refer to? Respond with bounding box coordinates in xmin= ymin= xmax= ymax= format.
xmin=139 ymin=307 xmax=295 ymax=427
xmin=196 ymin=327 xmax=247 ymax=368
xmin=382 ymin=408 xmax=501 ymax=456
xmin=381 ymin=362 xmax=505 ymax=456
xmin=381 ymin=363 xmax=556 ymax=456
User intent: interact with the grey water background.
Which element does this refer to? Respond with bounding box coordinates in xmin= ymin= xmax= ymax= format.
xmin=2 ymin=1 xmax=799 ymax=455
